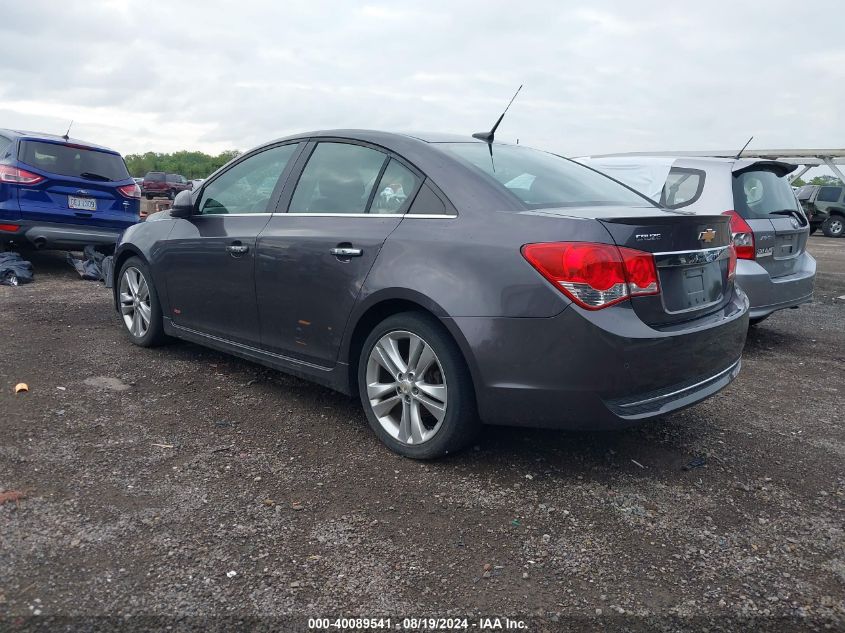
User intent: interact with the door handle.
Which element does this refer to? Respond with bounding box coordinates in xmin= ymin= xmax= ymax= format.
xmin=330 ymin=247 xmax=363 ymax=257
xmin=226 ymin=243 xmax=249 ymax=255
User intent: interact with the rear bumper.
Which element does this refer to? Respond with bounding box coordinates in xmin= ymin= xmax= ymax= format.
xmin=450 ymin=287 xmax=749 ymax=430
xmin=0 ymin=220 xmax=123 ymax=249
xmin=736 ymin=254 xmax=815 ymax=320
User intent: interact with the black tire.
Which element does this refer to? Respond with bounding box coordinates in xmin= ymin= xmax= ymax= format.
xmin=822 ymin=214 xmax=844 ymax=238
xmin=168 ymin=190 xmax=176 ymax=200
xmin=145 ymin=194 xmax=152 ymax=200
xmin=357 ymin=311 xmax=479 ymax=459
xmin=116 ymin=256 xmax=166 ymax=347
xmin=809 ymin=226 xmax=818 ymax=235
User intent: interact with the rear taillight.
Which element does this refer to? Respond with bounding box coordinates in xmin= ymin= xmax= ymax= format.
xmin=118 ymin=183 xmax=141 ymax=199
xmin=727 ymin=244 xmax=737 ymax=280
xmin=521 ymin=242 xmax=660 ymax=310
xmin=0 ymin=223 xmax=20 ymax=232
xmin=0 ymin=165 xmax=45 ymax=185
xmin=722 ymin=210 xmax=754 ymax=260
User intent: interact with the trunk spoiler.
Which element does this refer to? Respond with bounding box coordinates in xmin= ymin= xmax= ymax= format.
xmin=732 ymin=160 xmax=797 ymax=178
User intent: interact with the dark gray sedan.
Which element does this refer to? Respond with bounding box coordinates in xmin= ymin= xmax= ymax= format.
xmin=112 ymin=130 xmax=749 ymax=458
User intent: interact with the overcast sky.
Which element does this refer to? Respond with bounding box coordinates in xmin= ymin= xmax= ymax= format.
xmin=1 ymin=0 xmax=843 ymax=169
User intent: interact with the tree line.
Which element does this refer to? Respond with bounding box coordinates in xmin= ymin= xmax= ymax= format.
xmin=791 ymin=174 xmax=843 ymax=188
xmin=124 ymin=150 xmax=242 ymax=179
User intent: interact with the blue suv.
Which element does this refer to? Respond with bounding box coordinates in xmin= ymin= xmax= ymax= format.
xmin=0 ymin=129 xmax=140 ymax=251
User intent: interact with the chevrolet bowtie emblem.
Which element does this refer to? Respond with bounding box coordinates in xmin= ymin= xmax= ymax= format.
xmin=698 ymin=228 xmax=716 ymax=243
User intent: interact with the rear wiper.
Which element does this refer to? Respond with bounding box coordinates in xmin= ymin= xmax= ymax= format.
xmin=770 ymin=209 xmax=807 ymax=226
xmin=79 ymin=172 xmax=111 ymax=182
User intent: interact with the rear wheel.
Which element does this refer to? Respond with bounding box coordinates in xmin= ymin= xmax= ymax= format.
xmin=358 ymin=312 xmax=479 ymax=459
xmin=117 ymin=257 xmax=165 ymax=347
xmin=822 ymin=215 xmax=844 ymax=238
xmin=809 ymin=226 xmax=818 ymax=235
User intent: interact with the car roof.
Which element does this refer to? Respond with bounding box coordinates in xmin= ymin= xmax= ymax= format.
xmin=260 ymin=129 xmax=488 ymax=149
xmin=0 ymin=128 xmax=120 ymax=153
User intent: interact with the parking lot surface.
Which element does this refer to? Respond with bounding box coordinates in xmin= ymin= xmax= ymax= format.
xmin=1 ymin=236 xmax=843 ymax=630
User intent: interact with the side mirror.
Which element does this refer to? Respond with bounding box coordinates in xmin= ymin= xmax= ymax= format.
xmin=170 ymin=190 xmax=194 ymax=218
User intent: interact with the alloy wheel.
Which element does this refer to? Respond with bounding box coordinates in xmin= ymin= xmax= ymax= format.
xmin=829 ymin=218 xmax=843 ymax=236
xmin=365 ymin=330 xmax=448 ymax=445
xmin=119 ymin=266 xmax=151 ymax=338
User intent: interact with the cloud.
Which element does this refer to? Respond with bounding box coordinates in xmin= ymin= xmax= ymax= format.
xmin=1 ymin=0 xmax=843 ymax=177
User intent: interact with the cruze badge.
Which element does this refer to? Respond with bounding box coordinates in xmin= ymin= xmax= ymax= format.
xmin=635 ymin=233 xmax=662 ymax=242
xmin=698 ymin=228 xmax=716 ymax=243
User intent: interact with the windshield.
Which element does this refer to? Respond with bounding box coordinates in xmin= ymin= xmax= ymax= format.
xmin=439 ymin=143 xmax=654 ymax=208
xmin=19 ymin=140 xmax=130 ymax=181
xmin=732 ymin=169 xmax=800 ymax=220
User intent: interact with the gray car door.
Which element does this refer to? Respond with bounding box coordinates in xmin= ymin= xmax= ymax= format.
xmin=255 ymin=141 xmax=422 ymax=367
xmin=160 ymin=143 xmax=301 ymax=345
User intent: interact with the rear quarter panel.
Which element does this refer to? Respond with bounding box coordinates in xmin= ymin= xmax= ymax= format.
xmin=356 ymin=209 xmax=616 ymax=320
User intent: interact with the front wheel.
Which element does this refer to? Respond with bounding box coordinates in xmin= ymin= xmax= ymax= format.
xmin=822 ymin=215 xmax=844 ymax=238
xmin=358 ymin=312 xmax=479 ymax=459
xmin=117 ymin=257 xmax=166 ymax=347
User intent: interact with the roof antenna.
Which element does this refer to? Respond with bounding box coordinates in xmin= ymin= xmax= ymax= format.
xmin=472 ymin=84 xmax=522 ymax=143
xmin=62 ymin=120 xmax=74 ymax=142
xmin=735 ymin=135 xmax=753 ymax=159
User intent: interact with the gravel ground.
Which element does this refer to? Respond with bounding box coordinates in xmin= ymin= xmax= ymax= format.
xmin=1 ymin=236 xmax=843 ymax=631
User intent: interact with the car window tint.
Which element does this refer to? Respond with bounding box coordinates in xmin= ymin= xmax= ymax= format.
xmin=817 ymin=186 xmax=841 ymax=202
xmin=408 ymin=182 xmax=452 ymax=215
xmin=199 ymin=143 xmax=299 ymax=215
xmin=370 ymin=159 xmax=420 ymax=214
xmin=732 ymin=170 xmax=800 ymax=220
xmin=289 ymin=142 xmax=387 ymax=214
xmin=441 ymin=143 xmax=652 ymax=209
xmin=18 ymin=140 xmax=130 ymax=181
xmin=662 ymin=168 xmax=704 ymax=208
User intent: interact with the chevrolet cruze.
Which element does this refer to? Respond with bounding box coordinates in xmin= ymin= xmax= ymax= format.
xmin=111 ymin=130 xmax=749 ymax=458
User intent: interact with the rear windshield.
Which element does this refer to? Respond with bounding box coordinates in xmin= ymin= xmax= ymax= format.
xmin=732 ymin=169 xmax=799 ymax=220
xmin=145 ymin=172 xmax=165 ymax=182
xmin=439 ymin=143 xmax=653 ymax=209
xmin=19 ymin=140 xmax=129 ymax=181
xmin=796 ymin=185 xmax=816 ymax=200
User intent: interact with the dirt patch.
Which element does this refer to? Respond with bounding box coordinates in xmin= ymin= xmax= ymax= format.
xmin=0 ymin=240 xmax=843 ymax=629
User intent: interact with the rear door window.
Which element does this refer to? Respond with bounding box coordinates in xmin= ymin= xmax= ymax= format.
xmin=660 ymin=167 xmax=705 ymax=209
xmin=0 ymin=135 xmax=11 ymax=157
xmin=817 ymin=186 xmax=842 ymax=202
xmin=732 ymin=169 xmax=800 ymax=219
xmin=288 ymin=142 xmax=387 ymax=214
xmin=19 ymin=140 xmax=130 ymax=181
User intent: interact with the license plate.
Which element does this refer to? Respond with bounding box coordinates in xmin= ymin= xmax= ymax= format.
xmin=69 ymin=196 xmax=97 ymax=211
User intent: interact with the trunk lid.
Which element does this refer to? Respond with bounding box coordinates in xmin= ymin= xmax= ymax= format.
xmin=731 ymin=162 xmax=809 ymax=279
xmin=597 ymin=211 xmax=733 ymax=326
xmin=524 ymin=205 xmax=735 ymax=326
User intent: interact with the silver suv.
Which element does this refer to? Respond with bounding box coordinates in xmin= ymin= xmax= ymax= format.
xmin=578 ymin=155 xmax=815 ymax=324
